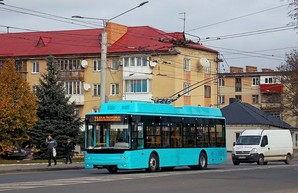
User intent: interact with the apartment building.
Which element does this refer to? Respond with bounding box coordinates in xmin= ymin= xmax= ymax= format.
xmin=0 ymin=22 xmax=220 ymax=119
xmin=219 ymin=65 xmax=297 ymax=128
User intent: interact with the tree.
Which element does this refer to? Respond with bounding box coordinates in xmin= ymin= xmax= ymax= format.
xmin=30 ymin=56 xmax=82 ymax=158
xmin=0 ymin=59 xmax=38 ymax=154
xmin=277 ymin=1 xmax=298 ymax=117
xmin=278 ymin=50 xmax=298 ymax=117
xmin=288 ymin=0 xmax=298 ymax=27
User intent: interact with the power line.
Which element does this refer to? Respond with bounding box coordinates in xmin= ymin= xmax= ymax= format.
xmin=187 ymin=4 xmax=288 ymax=32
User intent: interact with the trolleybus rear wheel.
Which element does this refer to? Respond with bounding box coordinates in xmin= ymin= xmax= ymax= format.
xmin=198 ymin=152 xmax=207 ymax=169
xmin=148 ymin=153 xmax=159 ymax=172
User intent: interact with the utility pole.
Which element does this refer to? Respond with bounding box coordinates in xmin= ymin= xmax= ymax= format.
xmin=72 ymin=1 xmax=149 ymax=106
xmin=179 ymin=12 xmax=186 ymax=33
xmin=100 ymin=20 xmax=107 ymax=105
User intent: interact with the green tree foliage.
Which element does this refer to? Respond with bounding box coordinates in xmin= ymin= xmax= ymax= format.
xmin=30 ymin=56 xmax=82 ymax=158
xmin=0 ymin=59 xmax=38 ymax=154
xmin=278 ymin=50 xmax=298 ymax=116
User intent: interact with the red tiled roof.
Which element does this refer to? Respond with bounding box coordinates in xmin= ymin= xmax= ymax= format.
xmin=0 ymin=26 xmax=217 ymax=58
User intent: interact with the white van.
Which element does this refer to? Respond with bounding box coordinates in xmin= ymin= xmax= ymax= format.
xmin=232 ymin=129 xmax=293 ymax=165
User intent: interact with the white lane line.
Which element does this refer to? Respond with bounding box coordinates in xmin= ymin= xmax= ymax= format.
xmin=0 ymin=163 xmax=297 ymax=192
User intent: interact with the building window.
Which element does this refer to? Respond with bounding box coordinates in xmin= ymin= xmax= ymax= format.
xmin=219 ymin=78 xmax=225 ymax=87
xmin=93 ymin=84 xmax=100 ymax=96
xmin=111 ymin=58 xmax=120 ymax=71
xmin=252 ymin=77 xmax=259 ymax=86
xmin=125 ymin=79 xmax=151 ymax=93
xmin=219 ymin=95 xmax=225 ymax=104
xmin=93 ymin=59 xmax=101 ymax=71
xmin=57 ymin=59 xmax=81 ymax=71
xmin=252 ymin=95 xmax=259 ymax=104
xmin=32 ymin=85 xmax=38 ymax=94
xmin=74 ymin=109 xmax=80 ymax=118
xmin=183 ymin=82 xmax=190 ymax=96
xmin=183 ymin=58 xmax=191 ymax=71
xmin=32 ymin=61 xmax=39 ymax=73
xmin=64 ymin=81 xmax=82 ymax=95
xmin=265 ymin=77 xmax=273 ymax=84
xmin=15 ymin=60 xmax=26 ymax=72
xmin=203 ymin=61 xmax=211 ymax=74
xmin=110 ymin=83 xmax=119 ymax=95
xmin=235 ymin=95 xmax=242 ymax=101
xmin=123 ymin=56 xmax=148 ymax=67
xmin=235 ymin=77 xmax=242 ymax=92
xmin=204 ymin=86 xmax=211 ymax=98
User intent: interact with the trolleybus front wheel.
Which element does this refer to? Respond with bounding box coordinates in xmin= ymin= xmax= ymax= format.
xmin=107 ymin=166 xmax=118 ymax=173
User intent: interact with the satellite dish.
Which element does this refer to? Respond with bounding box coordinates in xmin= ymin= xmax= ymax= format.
xmin=81 ymin=60 xmax=88 ymax=68
xmin=149 ymin=61 xmax=157 ymax=68
xmin=83 ymin=83 xmax=91 ymax=91
xmin=200 ymin=58 xmax=210 ymax=67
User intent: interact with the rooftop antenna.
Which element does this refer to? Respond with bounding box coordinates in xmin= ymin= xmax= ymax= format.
xmin=179 ymin=12 xmax=186 ymax=33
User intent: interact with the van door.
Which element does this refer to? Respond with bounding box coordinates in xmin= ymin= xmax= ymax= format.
xmin=260 ymin=135 xmax=270 ymax=161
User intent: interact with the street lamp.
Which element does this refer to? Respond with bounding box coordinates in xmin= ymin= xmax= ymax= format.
xmin=72 ymin=1 xmax=149 ymax=106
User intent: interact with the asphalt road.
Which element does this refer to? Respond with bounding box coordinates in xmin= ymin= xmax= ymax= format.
xmin=0 ymin=159 xmax=298 ymax=193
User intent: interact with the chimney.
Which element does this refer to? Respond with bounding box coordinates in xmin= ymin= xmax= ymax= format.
xmin=246 ymin=66 xmax=257 ymax=72
xmin=230 ymin=66 xmax=243 ymax=73
xmin=106 ymin=22 xmax=128 ymax=46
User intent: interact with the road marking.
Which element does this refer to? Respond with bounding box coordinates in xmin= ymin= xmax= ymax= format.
xmin=0 ymin=163 xmax=297 ymax=191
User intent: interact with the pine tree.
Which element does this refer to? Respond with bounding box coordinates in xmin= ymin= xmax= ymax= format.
xmin=0 ymin=59 xmax=38 ymax=154
xmin=30 ymin=56 xmax=82 ymax=158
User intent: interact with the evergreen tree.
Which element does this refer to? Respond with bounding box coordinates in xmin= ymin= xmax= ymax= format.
xmin=0 ymin=59 xmax=38 ymax=154
xmin=30 ymin=56 xmax=82 ymax=158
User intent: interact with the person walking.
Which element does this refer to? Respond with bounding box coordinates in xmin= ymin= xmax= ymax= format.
xmin=65 ymin=138 xmax=73 ymax=164
xmin=46 ymin=135 xmax=57 ymax=166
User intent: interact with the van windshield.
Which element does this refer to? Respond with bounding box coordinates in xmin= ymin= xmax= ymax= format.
xmin=236 ymin=136 xmax=261 ymax=145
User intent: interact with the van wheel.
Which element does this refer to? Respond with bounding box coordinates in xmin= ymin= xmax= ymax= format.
xmin=257 ymin=155 xmax=264 ymax=165
xmin=233 ymin=161 xmax=240 ymax=165
xmin=285 ymin=154 xmax=291 ymax=164
xmin=198 ymin=152 xmax=207 ymax=169
xmin=148 ymin=153 xmax=159 ymax=172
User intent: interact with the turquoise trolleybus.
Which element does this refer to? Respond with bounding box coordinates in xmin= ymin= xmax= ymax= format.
xmin=84 ymin=101 xmax=226 ymax=173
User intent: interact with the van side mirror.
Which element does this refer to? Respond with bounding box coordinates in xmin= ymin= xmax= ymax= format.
xmin=233 ymin=142 xmax=236 ymax=146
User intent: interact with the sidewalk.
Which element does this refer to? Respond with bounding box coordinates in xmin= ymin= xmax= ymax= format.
xmin=0 ymin=161 xmax=84 ymax=174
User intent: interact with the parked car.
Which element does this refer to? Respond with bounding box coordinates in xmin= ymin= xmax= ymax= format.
xmin=2 ymin=148 xmax=29 ymax=160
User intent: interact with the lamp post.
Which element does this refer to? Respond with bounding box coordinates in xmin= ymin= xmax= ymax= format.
xmin=72 ymin=1 xmax=149 ymax=105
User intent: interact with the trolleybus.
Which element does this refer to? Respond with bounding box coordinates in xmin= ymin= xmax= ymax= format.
xmin=84 ymin=101 xmax=226 ymax=173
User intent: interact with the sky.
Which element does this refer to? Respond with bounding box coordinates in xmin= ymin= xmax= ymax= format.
xmin=0 ymin=0 xmax=297 ymax=71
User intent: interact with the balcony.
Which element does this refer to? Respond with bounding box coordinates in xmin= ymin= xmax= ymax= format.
xmin=260 ymin=102 xmax=281 ymax=111
xmin=260 ymin=84 xmax=283 ymax=93
xmin=58 ymin=70 xmax=84 ymax=81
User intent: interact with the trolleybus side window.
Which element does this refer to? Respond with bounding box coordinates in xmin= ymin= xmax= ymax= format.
xmin=132 ymin=122 xmax=144 ymax=149
xmin=171 ymin=124 xmax=182 ymax=148
xmin=215 ymin=120 xmax=225 ymax=147
xmin=183 ymin=125 xmax=196 ymax=147
xmin=146 ymin=124 xmax=161 ymax=148
xmin=162 ymin=125 xmax=170 ymax=148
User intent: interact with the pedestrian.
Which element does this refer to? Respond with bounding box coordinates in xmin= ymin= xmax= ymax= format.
xmin=45 ymin=135 xmax=57 ymax=166
xmin=65 ymin=138 xmax=73 ymax=164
